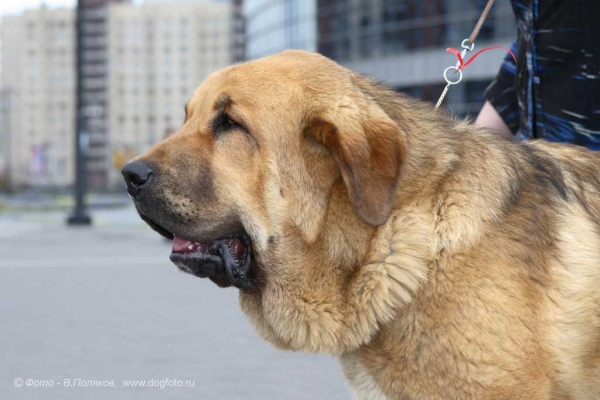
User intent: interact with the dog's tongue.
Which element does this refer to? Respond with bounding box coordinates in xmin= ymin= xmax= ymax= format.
xmin=172 ymin=236 xmax=213 ymax=254
xmin=173 ymin=236 xmax=193 ymax=253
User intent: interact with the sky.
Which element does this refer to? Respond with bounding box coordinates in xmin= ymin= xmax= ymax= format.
xmin=0 ymin=0 xmax=75 ymax=18
xmin=0 ymin=0 xmax=148 ymax=18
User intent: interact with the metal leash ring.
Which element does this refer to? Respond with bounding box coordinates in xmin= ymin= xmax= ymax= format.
xmin=443 ymin=66 xmax=463 ymax=85
xmin=435 ymin=66 xmax=463 ymax=109
xmin=461 ymin=38 xmax=475 ymax=52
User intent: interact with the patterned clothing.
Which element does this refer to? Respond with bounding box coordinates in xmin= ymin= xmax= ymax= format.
xmin=485 ymin=0 xmax=600 ymax=150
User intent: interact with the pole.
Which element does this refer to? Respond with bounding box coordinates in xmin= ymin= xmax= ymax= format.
xmin=1 ymin=90 xmax=12 ymax=192
xmin=67 ymin=0 xmax=91 ymax=225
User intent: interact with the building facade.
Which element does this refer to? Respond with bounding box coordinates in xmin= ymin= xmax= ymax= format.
xmin=106 ymin=0 xmax=233 ymax=187
xmin=244 ymin=0 xmax=317 ymax=60
xmin=317 ymin=0 xmax=515 ymax=116
xmin=1 ymin=7 xmax=76 ymax=188
xmin=79 ymin=0 xmax=128 ymax=189
xmin=1 ymin=0 xmax=235 ymax=189
xmin=244 ymin=0 xmax=515 ymax=117
xmin=231 ymin=0 xmax=246 ymax=63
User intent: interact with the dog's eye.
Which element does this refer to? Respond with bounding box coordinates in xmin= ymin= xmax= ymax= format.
xmin=213 ymin=113 xmax=241 ymax=135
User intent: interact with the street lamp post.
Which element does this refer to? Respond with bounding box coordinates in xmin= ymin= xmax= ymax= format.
xmin=67 ymin=0 xmax=92 ymax=226
xmin=0 ymin=90 xmax=12 ymax=192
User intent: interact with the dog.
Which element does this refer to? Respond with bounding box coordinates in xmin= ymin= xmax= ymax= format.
xmin=122 ymin=50 xmax=600 ymax=399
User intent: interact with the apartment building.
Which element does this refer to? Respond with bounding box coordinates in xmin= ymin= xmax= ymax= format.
xmin=79 ymin=0 xmax=127 ymax=189
xmin=1 ymin=7 xmax=76 ymax=188
xmin=1 ymin=0 xmax=235 ymax=189
xmin=107 ymin=0 xmax=234 ymax=187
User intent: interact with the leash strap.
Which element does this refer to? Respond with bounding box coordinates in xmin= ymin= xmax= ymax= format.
xmin=467 ymin=0 xmax=496 ymax=47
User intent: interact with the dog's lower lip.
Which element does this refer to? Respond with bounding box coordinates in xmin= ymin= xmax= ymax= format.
xmin=170 ymin=251 xmax=231 ymax=287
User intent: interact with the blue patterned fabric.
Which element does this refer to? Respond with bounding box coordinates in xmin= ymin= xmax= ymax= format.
xmin=485 ymin=0 xmax=600 ymax=150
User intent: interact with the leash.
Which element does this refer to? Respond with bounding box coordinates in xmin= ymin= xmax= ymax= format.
xmin=435 ymin=0 xmax=515 ymax=110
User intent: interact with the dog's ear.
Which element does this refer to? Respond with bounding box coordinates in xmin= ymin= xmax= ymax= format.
xmin=309 ymin=93 xmax=406 ymax=226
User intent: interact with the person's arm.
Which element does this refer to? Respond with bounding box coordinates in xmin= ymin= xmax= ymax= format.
xmin=476 ymin=39 xmax=520 ymax=138
xmin=476 ymin=101 xmax=513 ymax=139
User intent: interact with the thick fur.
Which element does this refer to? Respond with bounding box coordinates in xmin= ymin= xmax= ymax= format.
xmin=133 ymin=50 xmax=600 ymax=399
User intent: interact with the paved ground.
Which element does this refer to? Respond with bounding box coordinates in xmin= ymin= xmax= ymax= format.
xmin=0 ymin=206 xmax=351 ymax=400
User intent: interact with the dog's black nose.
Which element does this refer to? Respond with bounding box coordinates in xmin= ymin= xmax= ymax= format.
xmin=121 ymin=161 xmax=153 ymax=196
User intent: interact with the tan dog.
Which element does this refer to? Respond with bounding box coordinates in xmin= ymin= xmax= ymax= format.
xmin=122 ymin=50 xmax=600 ymax=399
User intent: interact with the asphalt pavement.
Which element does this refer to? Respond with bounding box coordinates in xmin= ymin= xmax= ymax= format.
xmin=0 ymin=206 xmax=351 ymax=400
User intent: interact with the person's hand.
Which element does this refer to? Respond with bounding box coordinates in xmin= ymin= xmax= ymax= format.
xmin=475 ymin=101 xmax=513 ymax=139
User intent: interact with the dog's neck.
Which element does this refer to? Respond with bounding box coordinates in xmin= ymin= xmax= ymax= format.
xmin=252 ymin=84 xmax=519 ymax=357
xmin=323 ymin=86 xmax=519 ymax=354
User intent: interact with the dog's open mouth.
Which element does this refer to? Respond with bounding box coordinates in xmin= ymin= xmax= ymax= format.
xmin=138 ymin=211 xmax=257 ymax=290
xmin=169 ymin=233 xmax=255 ymax=290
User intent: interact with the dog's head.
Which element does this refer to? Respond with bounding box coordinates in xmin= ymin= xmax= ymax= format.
xmin=123 ymin=50 xmax=409 ymax=353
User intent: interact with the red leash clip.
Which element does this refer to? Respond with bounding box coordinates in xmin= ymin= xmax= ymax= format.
xmin=446 ymin=46 xmax=516 ymax=70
